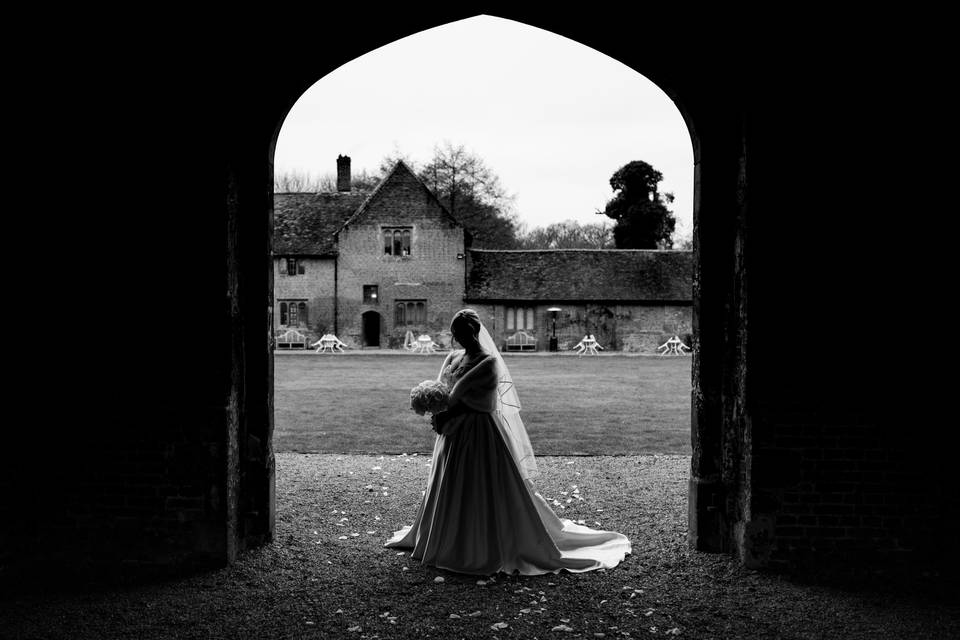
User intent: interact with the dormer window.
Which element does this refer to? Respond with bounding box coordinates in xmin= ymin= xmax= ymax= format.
xmin=383 ymin=227 xmax=412 ymax=256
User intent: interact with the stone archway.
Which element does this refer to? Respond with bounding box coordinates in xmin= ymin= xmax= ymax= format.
xmin=17 ymin=12 xmax=952 ymax=586
xmin=227 ymin=14 xmax=749 ymax=567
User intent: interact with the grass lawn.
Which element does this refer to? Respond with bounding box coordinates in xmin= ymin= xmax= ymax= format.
xmin=274 ymin=353 xmax=691 ymax=455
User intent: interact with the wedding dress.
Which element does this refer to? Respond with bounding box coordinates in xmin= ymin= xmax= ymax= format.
xmin=385 ymin=313 xmax=631 ymax=576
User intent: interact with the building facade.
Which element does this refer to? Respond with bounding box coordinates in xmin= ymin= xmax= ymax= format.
xmin=464 ymin=249 xmax=692 ymax=352
xmin=273 ymin=156 xmax=692 ymax=352
xmin=274 ymin=157 xmax=465 ymax=348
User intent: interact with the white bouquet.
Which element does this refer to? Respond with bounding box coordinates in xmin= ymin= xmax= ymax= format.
xmin=410 ymin=380 xmax=450 ymax=416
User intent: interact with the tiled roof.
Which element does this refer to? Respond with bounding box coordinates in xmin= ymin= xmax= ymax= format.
xmin=465 ymin=249 xmax=692 ymax=302
xmin=336 ymin=161 xmax=459 ymax=233
xmin=272 ymin=192 xmax=368 ymax=255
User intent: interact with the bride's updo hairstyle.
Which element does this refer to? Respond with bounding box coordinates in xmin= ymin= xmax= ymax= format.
xmin=450 ymin=308 xmax=482 ymax=337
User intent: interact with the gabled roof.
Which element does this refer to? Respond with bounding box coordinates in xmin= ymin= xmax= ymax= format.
xmin=273 ymin=192 xmax=368 ymax=256
xmin=335 ymin=161 xmax=460 ymax=233
xmin=465 ymin=249 xmax=693 ymax=303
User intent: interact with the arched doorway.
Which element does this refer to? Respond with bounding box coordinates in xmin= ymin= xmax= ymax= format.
xmin=362 ymin=311 xmax=381 ymax=348
xmin=244 ymin=14 xmax=739 ymax=564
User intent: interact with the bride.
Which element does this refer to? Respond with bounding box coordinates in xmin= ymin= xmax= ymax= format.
xmin=385 ymin=308 xmax=631 ymax=575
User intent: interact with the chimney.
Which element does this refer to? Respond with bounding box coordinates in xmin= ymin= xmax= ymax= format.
xmin=337 ymin=155 xmax=351 ymax=192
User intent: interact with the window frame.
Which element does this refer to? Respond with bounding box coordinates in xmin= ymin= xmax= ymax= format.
xmin=395 ymin=299 xmax=427 ymax=326
xmin=278 ymin=299 xmax=309 ymax=328
xmin=363 ymin=285 xmax=379 ymax=304
xmin=506 ymin=305 xmax=535 ymax=331
xmin=283 ymin=258 xmax=305 ymax=276
xmin=382 ymin=226 xmax=413 ymax=256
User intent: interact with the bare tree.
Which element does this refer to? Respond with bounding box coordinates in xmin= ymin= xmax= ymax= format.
xmin=274 ymin=169 xmax=326 ymax=192
xmin=416 ymin=142 xmax=521 ymax=248
xmin=274 ymin=168 xmax=381 ymax=193
xmin=518 ymin=220 xmax=615 ymax=249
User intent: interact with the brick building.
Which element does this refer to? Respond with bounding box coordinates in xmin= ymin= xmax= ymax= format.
xmin=274 ymin=156 xmax=692 ymax=351
xmin=274 ymin=156 xmax=466 ymax=348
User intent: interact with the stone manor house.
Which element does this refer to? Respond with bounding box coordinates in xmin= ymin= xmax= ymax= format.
xmin=273 ymin=156 xmax=692 ymax=352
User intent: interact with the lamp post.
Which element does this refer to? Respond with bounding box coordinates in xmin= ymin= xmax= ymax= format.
xmin=547 ymin=307 xmax=561 ymax=352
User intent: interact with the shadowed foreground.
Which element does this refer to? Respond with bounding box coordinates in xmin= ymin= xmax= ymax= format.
xmin=3 ymin=454 xmax=956 ymax=639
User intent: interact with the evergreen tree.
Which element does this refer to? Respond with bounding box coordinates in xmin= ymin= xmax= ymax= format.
xmin=599 ymin=160 xmax=676 ymax=249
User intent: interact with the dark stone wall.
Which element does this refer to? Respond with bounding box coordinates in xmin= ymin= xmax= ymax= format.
xmin=732 ymin=55 xmax=956 ymax=572
xmin=6 ymin=10 xmax=952 ymax=586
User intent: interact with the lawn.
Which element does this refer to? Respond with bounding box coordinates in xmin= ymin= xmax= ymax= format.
xmin=274 ymin=353 xmax=691 ymax=455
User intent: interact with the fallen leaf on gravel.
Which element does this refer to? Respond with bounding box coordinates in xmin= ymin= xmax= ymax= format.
xmin=560 ymin=618 xmax=570 ymax=623
xmin=644 ymin=609 xmax=654 ymax=616
xmin=401 ymin=567 xmax=409 ymax=571
xmin=338 ymin=536 xmax=348 ymax=540
xmin=350 ymin=533 xmax=360 ymax=537
xmin=468 ymin=611 xmax=482 ymax=617
xmin=552 ymin=624 xmax=574 ymax=631
xmin=434 ymin=576 xmax=445 ymax=583
xmin=396 ymin=552 xmax=405 ymax=555
xmin=491 ymin=622 xmax=509 ymax=630
xmin=520 ymin=608 xmax=531 ymax=614
xmin=347 ymin=626 xmax=361 ymax=632
xmin=449 ymin=614 xmax=461 ymax=619
xmin=372 ymin=466 xmax=382 ymax=470
xmin=476 ymin=580 xmax=488 ymax=586
xmin=366 ymin=531 xmax=376 ymax=534
xmin=665 ymin=629 xmax=681 ymax=636
xmin=305 ymin=621 xmax=314 ymax=625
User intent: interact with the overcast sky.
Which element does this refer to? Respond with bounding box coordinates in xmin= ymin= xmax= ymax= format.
xmin=274 ymin=15 xmax=694 ymax=240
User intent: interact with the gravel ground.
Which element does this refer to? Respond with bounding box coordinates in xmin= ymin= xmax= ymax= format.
xmin=3 ymin=453 xmax=958 ymax=639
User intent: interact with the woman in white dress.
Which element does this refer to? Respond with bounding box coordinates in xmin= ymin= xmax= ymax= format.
xmin=385 ymin=308 xmax=631 ymax=575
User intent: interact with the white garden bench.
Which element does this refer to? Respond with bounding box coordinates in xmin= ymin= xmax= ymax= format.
xmin=275 ymin=328 xmax=309 ymax=349
xmin=505 ymin=330 xmax=537 ymax=352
